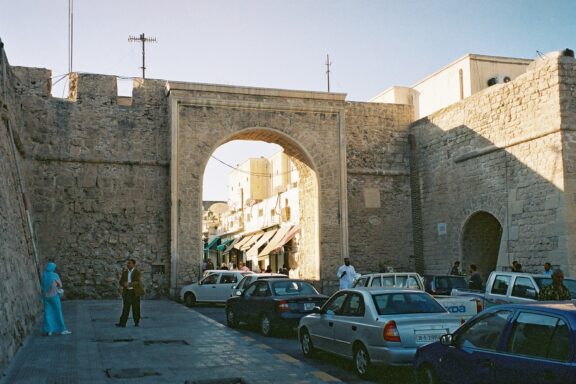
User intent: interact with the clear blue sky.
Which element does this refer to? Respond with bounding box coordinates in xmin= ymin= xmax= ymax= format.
xmin=2 ymin=0 xmax=575 ymax=200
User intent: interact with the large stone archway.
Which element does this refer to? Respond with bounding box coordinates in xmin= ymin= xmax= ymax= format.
xmin=167 ymin=82 xmax=348 ymax=294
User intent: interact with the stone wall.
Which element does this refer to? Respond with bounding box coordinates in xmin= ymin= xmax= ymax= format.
xmin=14 ymin=68 xmax=171 ymax=298
xmin=411 ymin=55 xmax=575 ymax=277
xmin=559 ymin=57 xmax=576 ymax=277
xmin=0 ymin=43 xmax=42 ymax=375
xmin=345 ymin=102 xmax=415 ymax=272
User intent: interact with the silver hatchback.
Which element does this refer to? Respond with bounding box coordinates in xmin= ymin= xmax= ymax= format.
xmin=298 ymin=288 xmax=461 ymax=378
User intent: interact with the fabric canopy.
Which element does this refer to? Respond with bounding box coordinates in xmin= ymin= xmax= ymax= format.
xmin=216 ymin=238 xmax=234 ymax=251
xmin=221 ymin=238 xmax=240 ymax=254
xmin=247 ymin=230 xmax=277 ymax=258
xmin=258 ymin=225 xmax=293 ymax=257
xmin=240 ymin=233 xmax=263 ymax=251
xmin=204 ymin=236 xmax=220 ymax=251
xmin=233 ymin=235 xmax=252 ymax=250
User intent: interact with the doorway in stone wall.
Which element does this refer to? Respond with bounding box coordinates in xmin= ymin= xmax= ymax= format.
xmin=461 ymin=211 xmax=502 ymax=282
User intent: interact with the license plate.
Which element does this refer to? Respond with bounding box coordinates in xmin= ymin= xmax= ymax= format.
xmin=415 ymin=333 xmax=443 ymax=344
xmin=304 ymin=302 xmax=316 ymax=311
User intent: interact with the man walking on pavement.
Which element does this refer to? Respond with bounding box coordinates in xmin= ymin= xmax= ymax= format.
xmin=337 ymin=257 xmax=356 ymax=289
xmin=116 ymin=259 xmax=145 ymax=327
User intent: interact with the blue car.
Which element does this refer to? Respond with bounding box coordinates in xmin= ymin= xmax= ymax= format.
xmin=414 ymin=302 xmax=576 ymax=384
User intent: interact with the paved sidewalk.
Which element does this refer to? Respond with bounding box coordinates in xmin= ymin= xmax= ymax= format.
xmin=1 ymin=299 xmax=342 ymax=384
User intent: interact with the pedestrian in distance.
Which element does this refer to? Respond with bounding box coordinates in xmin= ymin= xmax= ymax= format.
xmin=539 ymin=269 xmax=572 ymax=301
xmin=220 ymin=262 xmax=229 ymax=270
xmin=468 ymin=264 xmax=484 ymax=291
xmin=511 ymin=260 xmax=523 ymax=272
xmin=337 ymin=257 xmax=356 ymax=289
xmin=449 ymin=261 xmax=461 ymax=275
xmin=238 ymin=261 xmax=249 ymax=272
xmin=41 ymin=262 xmax=72 ymax=336
xmin=116 ymin=259 xmax=145 ymax=327
xmin=265 ymin=265 xmax=272 ymax=273
xmin=542 ymin=262 xmax=553 ymax=276
xmin=279 ymin=264 xmax=289 ymax=276
xmin=206 ymin=259 xmax=215 ymax=270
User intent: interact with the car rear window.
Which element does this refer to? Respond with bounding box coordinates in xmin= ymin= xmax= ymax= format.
xmin=372 ymin=292 xmax=446 ymax=315
xmin=437 ymin=276 xmax=467 ymax=289
xmin=272 ymin=281 xmax=319 ymax=296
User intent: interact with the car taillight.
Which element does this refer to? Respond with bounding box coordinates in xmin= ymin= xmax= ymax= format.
xmin=277 ymin=300 xmax=290 ymax=313
xmin=383 ymin=320 xmax=401 ymax=342
xmin=475 ymin=299 xmax=483 ymax=313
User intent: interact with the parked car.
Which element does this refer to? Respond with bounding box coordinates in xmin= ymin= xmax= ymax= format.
xmin=354 ymin=272 xmax=425 ymax=290
xmin=298 ymin=288 xmax=461 ymax=378
xmin=355 ymin=272 xmax=479 ymax=320
xmin=230 ymin=273 xmax=289 ymax=297
xmin=414 ymin=302 xmax=576 ymax=384
xmin=179 ymin=270 xmax=252 ymax=306
xmin=423 ymin=275 xmax=468 ymax=296
xmin=226 ymin=278 xmax=328 ymax=336
xmin=451 ymin=271 xmax=576 ymax=307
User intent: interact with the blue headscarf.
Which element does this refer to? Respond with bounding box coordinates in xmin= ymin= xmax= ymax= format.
xmin=42 ymin=262 xmax=60 ymax=294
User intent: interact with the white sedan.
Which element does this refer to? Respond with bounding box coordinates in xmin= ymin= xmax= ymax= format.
xmin=298 ymin=288 xmax=461 ymax=378
xmin=179 ymin=270 xmax=252 ymax=306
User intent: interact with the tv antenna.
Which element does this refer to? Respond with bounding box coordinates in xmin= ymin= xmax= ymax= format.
xmin=128 ymin=33 xmax=157 ymax=79
xmin=325 ymin=54 xmax=331 ymax=92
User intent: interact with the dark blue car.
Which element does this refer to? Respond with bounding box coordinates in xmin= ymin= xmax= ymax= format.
xmin=414 ymin=302 xmax=576 ymax=384
xmin=225 ymin=278 xmax=328 ymax=337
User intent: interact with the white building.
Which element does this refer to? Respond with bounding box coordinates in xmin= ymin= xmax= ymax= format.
xmin=371 ymin=54 xmax=532 ymax=119
xmin=209 ymin=150 xmax=300 ymax=273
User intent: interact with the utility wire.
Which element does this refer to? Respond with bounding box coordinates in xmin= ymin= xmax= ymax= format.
xmin=210 ymin=155 xmax=298 ymax=177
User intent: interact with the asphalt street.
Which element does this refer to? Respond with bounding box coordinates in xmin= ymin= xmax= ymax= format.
xmin=190 ymin=303 xmax=415 ymax=384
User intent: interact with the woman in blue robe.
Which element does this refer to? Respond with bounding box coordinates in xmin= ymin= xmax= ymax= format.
xmin=41 ymin=262 xmax=71 ymax=336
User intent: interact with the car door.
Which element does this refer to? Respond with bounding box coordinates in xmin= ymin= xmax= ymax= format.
xmin=214 ymin=272 xmax=239 ymax=302
xmin=494 ymin=311 xmax=573 ymax=384
xmin=307 ymin=291 xmax=348 ymax=352
xmin=437 ymin=309 xmax=513 ymax=384
xmin=234 ymin=282 xmax=258 ymax=323
xmin=239 ymin=281 xmax=271 ymax=325
xmin=196 ymin=273 xmax=220 ymax=301
xmin=332 ymin=292 xmax=366 ymax=358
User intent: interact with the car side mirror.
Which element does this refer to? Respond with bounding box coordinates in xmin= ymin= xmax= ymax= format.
xmin=440 ymin=334 xmax=453 ymax=346
xmin=312 ymin=306 xmax=322 ymax=314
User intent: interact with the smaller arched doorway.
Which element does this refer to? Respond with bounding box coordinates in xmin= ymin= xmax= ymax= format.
xmin=461 ymin=211 xmax=502 ymax=281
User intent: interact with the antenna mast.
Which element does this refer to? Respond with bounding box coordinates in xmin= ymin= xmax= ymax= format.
xmin=68 ymin=0 xmax=74 ymax=74
xmin=128 ymin=33 xmax=157 ymax=79
xmin=325 ymin=54 xmax=331 ymax=92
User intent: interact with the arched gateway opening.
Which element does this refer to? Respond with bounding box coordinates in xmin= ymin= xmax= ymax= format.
xmin=461 ymin=211 xmax=502 ymax=281
xmin=167 ymin=82 xmax=348 ymax=295
xmin=203 ymin=134 xmax=319 ymax=280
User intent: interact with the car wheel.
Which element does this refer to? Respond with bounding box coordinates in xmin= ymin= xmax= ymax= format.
xmin=226 ymin=308 xmax=238 ymax=328
xmin=353 ymin=343 xmax=371 ymax=378
xmin=260 ymin=314 xmax=273 ymax=336
xmin=417 ymin=364 xmax=440 ymax=384
xmin=184 ymin=292 xmax=196 ymax=307
xmin=300 ymin=328 xmax=316 ymax=357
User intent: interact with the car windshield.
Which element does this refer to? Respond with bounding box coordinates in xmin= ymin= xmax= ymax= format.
xmin=272 ymin=281 xmax=319 ymax=296
xmin=372 ymin=292 xmax=446 ymax=315
xmin=534 ymin=277 xmax=576 ymax=297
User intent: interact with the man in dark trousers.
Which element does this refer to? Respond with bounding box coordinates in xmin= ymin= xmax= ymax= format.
xmin=116 ymin=259 xmax=145 ymax=327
